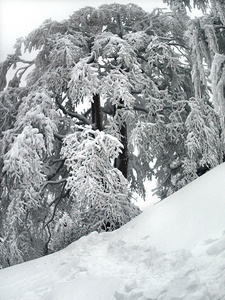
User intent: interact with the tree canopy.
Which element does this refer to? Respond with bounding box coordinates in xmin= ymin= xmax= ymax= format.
xmin=0 ymin=1 xmax=225 ymax=268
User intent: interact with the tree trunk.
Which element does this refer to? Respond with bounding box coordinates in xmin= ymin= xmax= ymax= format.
xmin=113 ymin=102 xmax=129 ymax=179
xmin=113 ymin=14 xmax=129 ymax=178
xmin=114 ymin=122 xmax=129 ymax=178
xmin=92 ymin=94 xmax=102 ymax=131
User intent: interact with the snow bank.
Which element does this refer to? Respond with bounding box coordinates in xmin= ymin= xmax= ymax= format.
xmin=1 ymin=163 xmax=225 ymax=299
xmin=114 ymin=162 xmax=225 ymax=252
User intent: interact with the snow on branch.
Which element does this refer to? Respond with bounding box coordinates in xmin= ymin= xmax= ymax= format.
xmin=210 ymin=53 xmax=225 ymax=116
xmin=14 ymin=90 xmax=59 ymax=154
xmin=69 ymin=58 xmax=100 ymax=107
xmin=100 ymin=69 xmax=135 ymax=109
xmin=3 ymin=125 xmax=46 ymax=187
xmin=60 ymin=126 xmax=138 ymax=232
xmin=185 ymin=98 xmax=221 ymax=168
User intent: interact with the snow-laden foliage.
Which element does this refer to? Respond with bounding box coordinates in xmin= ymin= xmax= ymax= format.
xmin=15 ymin=90 xmax=58 ymax=153
xmin=129 ymin=86 xmax=222 ymax=199
xmin=187 ymin=13 xmax=222 ymax=97
xmin=69 ymin=59 xmax=100 ymax=107
xmin=124 ymin=31 xmax=150 ymax=52
xmin=94 ymin=34 xmax=137 ymax=70
xmin=210 ymin=53 xmax=225 ymax=143
xmin=211 ymin=0 xmax=225 ymax=26
xmin=188 ymin=20 xmax=209 ymax=98
xmin=0 ymin=89 xmax=59 ymax=267
xmin=47 ymin=34 xmax=86 ymax=68
xmin=101 ymin=70 xmax=136 ymax=109
xmin=185 ymin=0 xmax=225 ymax=143
xmin=163 ymin=0 xmax=209 ymax=12
xmin=1 ymin=126 xmax=47 ymax=266
xmin=3 ymin=126 xmax=45 ymax=186
xmin=210 ymin=54 xmax=225 ymax=116
xmin=185 ymin=99 xmax=221 ymax=165
xmin=61 ymin=127 xmax=139 ymax=233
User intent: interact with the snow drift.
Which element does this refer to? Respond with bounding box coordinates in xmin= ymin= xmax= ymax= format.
xmin=1 ymin=163 xmax=225 ymax=299
xmin=115 ymin=161 xmax=225 ymax=252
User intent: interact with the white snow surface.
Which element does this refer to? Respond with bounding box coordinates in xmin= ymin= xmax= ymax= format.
xmin=1 ymin=163 xmax=225 ymax=299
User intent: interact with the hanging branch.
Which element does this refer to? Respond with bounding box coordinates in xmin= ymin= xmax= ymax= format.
xmin=44 ymin=180 xmax=67 ymax=254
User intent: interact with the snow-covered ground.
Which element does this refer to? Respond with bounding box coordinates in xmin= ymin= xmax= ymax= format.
xmin=1 ymin=163 xmax=225 ymax=300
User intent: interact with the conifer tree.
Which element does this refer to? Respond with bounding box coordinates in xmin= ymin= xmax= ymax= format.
xmin=0 ymin=3 xmax=223 ymax=267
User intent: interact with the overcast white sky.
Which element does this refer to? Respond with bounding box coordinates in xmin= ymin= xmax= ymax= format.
xmin=0 ymin=0 xmax=168 ymax=62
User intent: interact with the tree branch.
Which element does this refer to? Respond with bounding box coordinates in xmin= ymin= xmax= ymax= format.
xmin=55 ymin=96 xmax=91 ymax=125
xmin=51 ymin=158 xmax=65 ymax=164
xmin=47 ymin=159 xmax=66 ymax=181
xmin=43 ymin=180 xmax=67 ymax=254
xmin=18 ymin=58 xmax=35 ymax=64
xmin=87 ymin=52 xmax=96 ymax=64
xmin=41 ymin=178 xmax=67 ymax=191
xmin=54 ymin=133 xmax=64 ymax=140
xmin=83 ymin=107 xmax=92 ymax=117
xmin=133 ymin=105 xmax=149 ymax=114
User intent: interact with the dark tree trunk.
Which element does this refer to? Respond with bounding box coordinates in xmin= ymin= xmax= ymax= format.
xmin=113 ymin=102 xmax=129 ymax=179
xmin=92 ymin=94 xmax=102 ymax=131
xmin=114 ymin=122 xmax=129 ymax=178
xmin=91 ymin=93 xmax=129 ymax=178
xmin=113 ymin=14 xmax=129 ymax=178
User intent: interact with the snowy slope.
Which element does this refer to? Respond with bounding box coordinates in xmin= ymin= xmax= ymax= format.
xmin=1 ymin=163 xmax=225 ymax=299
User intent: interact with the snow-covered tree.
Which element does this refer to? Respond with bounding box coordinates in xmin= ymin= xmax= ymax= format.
xmin=164 ymin=0 xmax=225 ymax=107
xmin=0 ymin=3 xmax=223 ymax=267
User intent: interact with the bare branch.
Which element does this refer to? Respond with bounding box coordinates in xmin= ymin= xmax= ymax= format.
xmin=45 ymin=195 xmax=62 ymax=227
xmin=55 ymin=96 xmax=91 ymax=125
xmin=54 ymin=133 xmax=64 ymax=140
xmin=18 ymin=58 xmax=35 ymax=64
xmin=44 ymin=180 xmax=67 ymax=228
xmin=83 ymin=107 xmax=92 ymax=117
xmin=41 ymin=178 xmax=67 ymax=191
xmin=47 ymin=159 xmax=66 ymax=181
xmin=51 ymin=158 xmax=65 ymax=164
xmin=44 ymin=180 xmax=67 ymax=254
xmin=87 ymin=52 xmax=96 ymax=64
xmin=133 ymin=105 xmax=149 ymax=114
